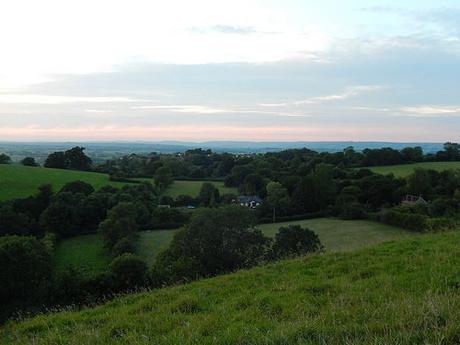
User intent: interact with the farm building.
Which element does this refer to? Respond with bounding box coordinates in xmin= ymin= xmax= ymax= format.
xmin=402 ymin=195 xmax=428 ymax=206
xmin=235 ymin=195 xmax=262 ymax=208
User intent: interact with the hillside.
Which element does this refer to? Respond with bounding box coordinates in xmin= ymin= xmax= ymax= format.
xmin=3 ymin=231 xmax=460 ymax=344
xmin=368 ymin=161 xmax=460 ymax=177
xmin=0 ymin=165 xmax=134 ymax=201
xmin=54 ymin=219 xmax=412 ymax=273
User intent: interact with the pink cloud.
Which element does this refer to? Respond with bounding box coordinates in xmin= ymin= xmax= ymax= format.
xmin=0 ymin=124 xmax=450 ymax=142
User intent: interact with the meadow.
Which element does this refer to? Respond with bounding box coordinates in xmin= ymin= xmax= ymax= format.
xmin=3 ymin=230 xmax=460 ymax=344
xmin=0 ymin=165 xmax=130 ymax=201
xmin=162 ymin=180 xmax=237 ymax=198
xmin=54 ymin=218 xmax=412 ymax=274
xmin=368 ymin=161 xmax=460 ymax=177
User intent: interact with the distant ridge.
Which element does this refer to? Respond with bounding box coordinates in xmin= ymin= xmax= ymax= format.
xmin=0 ymin=141 xmax=445 ymax=155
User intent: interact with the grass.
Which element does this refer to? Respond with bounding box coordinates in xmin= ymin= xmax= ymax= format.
xmin=0 ymin=164 xmax=130 ymax=201
xmin=3 ymin=230 xmax=460 ymax=344
xmin=53 ymin=234 xmax=110 ymax=276
xmin=138 ymin=230 xmax=179 ymax=266
xmin=259 ymin=218 xmax=415 ymax=252
xmin=54 ymin=219 xmax=413 ymax=273
xmin=162 ymin=180 xmax=237 ymax=198
xmin=368 ymin=161 xmax=460 ymax=177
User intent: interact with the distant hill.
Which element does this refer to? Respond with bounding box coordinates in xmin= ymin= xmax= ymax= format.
xmin=0 ymin=141 xmax=445 ymax=163
xmin=2 ymin=231 xmax=459 ymax=344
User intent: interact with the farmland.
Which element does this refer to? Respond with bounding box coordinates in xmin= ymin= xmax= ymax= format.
xmin=0 ymin=165 xmax=131 ymax=201
xmin=3 ymin=230 xmax=459 ymax=344
xmin=54 ymin=218 xmax=413 ymax=273
xmin=368 ymin=161 xmax=460 ymax=177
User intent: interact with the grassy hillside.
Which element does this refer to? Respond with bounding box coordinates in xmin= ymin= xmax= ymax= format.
xmin=0 ymin=165 xmax=130 ymax=201
xmin=162 ymin=180 xmax=237 ymax=198
xmin=54 ymin=219 xmax=412 ymax=273
xmin=368 ymin=161 xmax=460 ymax=177
xmin=3 ymin=231 xmax=460 ymax=344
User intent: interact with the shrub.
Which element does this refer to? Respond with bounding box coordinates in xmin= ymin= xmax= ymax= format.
xmin=379 ymin=209 xmax=430 ymax=232
xmin=111 ymin=237 xmax=136 ymax=257
xmin=339 ymin=202 xmax=366 ymax=220
xmin=109 ymin=254 xmax=148 ymax=291
xmin=271 ymin=225 xmax=323 ymax=259
xmin=0 ymin=236 xmax=52 ymax=306
xmin=153 ymin=206 xmax=271 ymax=284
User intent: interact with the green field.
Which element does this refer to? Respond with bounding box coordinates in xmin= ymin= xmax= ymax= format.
xmin=368 ymin=161 xmax=460 ymax=177
xmin=0 ymin=165 xmax=130 ymax=201
xmin=259 ymin=218 xmax=414 ymax=252
xmin=162 ymin=180 xmax=237 ymax=198
xmin=4 ymin=230 xmax=460 ymax=344
xmin=54 ymin=234 xmax=110 ymax=276
xmin=54 ymin=219 xmax=412 ymax=273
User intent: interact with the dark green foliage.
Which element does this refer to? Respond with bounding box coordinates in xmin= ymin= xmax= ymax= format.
xmin=112 ymin=237 xmax=136 ymax=257
xmin=98 ymin=202 xmax=139 ymax=252
xmin=0 ymin=153 xmax=11 ymax=164
xmin=20 ymin=157 xmax=38 ymax=166
xmin=0 ymin=204 xmax=31 ymax=236
xmin=44 ymin=146 xmax=92 ymax=171
xmin=60 ymin=180 xmax=95 ymax=195
xmin=154 ymin=166 xmax=173 ymax=189
xmin=271 ymin=225 xmax=323 ymax=259
xmin=198 ymin=182 xmax=220 ymax=207
xmin=109 ymin=254 xmax=148 ymax=291
xmin=153 ymin=206 xmax=271 ymax=284
xmin=0 ymin=236 xmax=52 ymax=306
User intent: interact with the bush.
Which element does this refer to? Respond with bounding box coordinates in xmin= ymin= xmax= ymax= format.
xmin=20 ymin=157 xmax=38 ymax=166
xmin=271 ymin=225 xmax=323 ymax=259
xmin=153 ymin=206 xmax=271 ymax=285
xmin=0 ymin=236 xmax=52 ymax=306
xmin=109 ymin=254 xmax=148 ymax=291
xmin=379 ymin=209 xmax=430 ymax=232
xmin=111 ymin=237 xmax=136 ymax=257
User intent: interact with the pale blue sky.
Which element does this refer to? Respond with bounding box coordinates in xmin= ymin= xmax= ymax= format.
xmin=0 ymin=0 xmax=459 ymax=141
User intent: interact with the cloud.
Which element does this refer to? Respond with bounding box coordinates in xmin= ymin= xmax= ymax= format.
xmin=190 ymin=25 xmax=259 ymax=35
xmin=0 ymin=94 xmax=137 ymax=104
xmin=260 ymin=85 xmax=387 ymax=107
xmin=400 ymin=105 xmax=460 ymax=116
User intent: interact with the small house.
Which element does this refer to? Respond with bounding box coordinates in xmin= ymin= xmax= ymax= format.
xmin=402 ymin=195 xmax=428 ymax=206
xmin=235 ymin=195 xmax=262 ymax=209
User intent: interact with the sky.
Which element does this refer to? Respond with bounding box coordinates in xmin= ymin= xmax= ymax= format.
xmin=0 ymin=0 xmax=459 ymax=142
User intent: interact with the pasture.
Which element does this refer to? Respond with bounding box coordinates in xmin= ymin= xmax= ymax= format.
xmin=0 ymin=165 xmax=131 ymax=201
xmin=53 ymin=218 xmax=412 ymax=273
xmin=162 ymin=180 xmax=237 ymax=198
xmin=3 ymin=230 xmax=459 ymax=344
xmin=368 ymin=161 xmax=460 ymax=177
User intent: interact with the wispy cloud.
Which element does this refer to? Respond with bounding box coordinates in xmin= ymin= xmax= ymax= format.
xmin=260 ymin=85 xmax=387 ymax=107
xmin=400 ymin=105 xmax=460 ymax=116
xmin=0 ymin=94 xmax=137 ymax=105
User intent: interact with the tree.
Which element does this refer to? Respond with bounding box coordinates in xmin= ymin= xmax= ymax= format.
xmin=153 ymin=206 xmax=271 ymax=284
xmin=198 ymin=182 xmax=220 ymax=207
xmin=0 ymin=236 xmax=52 ymax=306
xmin=98 ymin=202 xmax=139 ymax=251
xmin=20 ymin=157 xmax=38 ymax=166
xmin=0 ymin=204 xmax=31 ymax=236
xmin=154 ymin=166 xmax=173 ymax=189
xmin=266 ymin=181 xmax=290 ymax=222
xmin=60 ymin=180 xmax=95 ymax=196
xmin=44 ymin=151 xmax=67 ymax=169
xmin=271 ymin=225 xmax=323 ymax=259
xmin=109 ymin=254 xmax=148 ymax=291
xmin=0 ymin=153 xmax=11 ymax=164
xmin=65 ymin=146 xmax=92 ymax=171
xmin=44 ymin=147 xmax=92 ymax=171
xmin=40 ymin=193 xmax=82 ymax=237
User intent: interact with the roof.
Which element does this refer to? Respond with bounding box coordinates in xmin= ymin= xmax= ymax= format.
xmin=237 ymin=195 xmax=262 ymax=204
